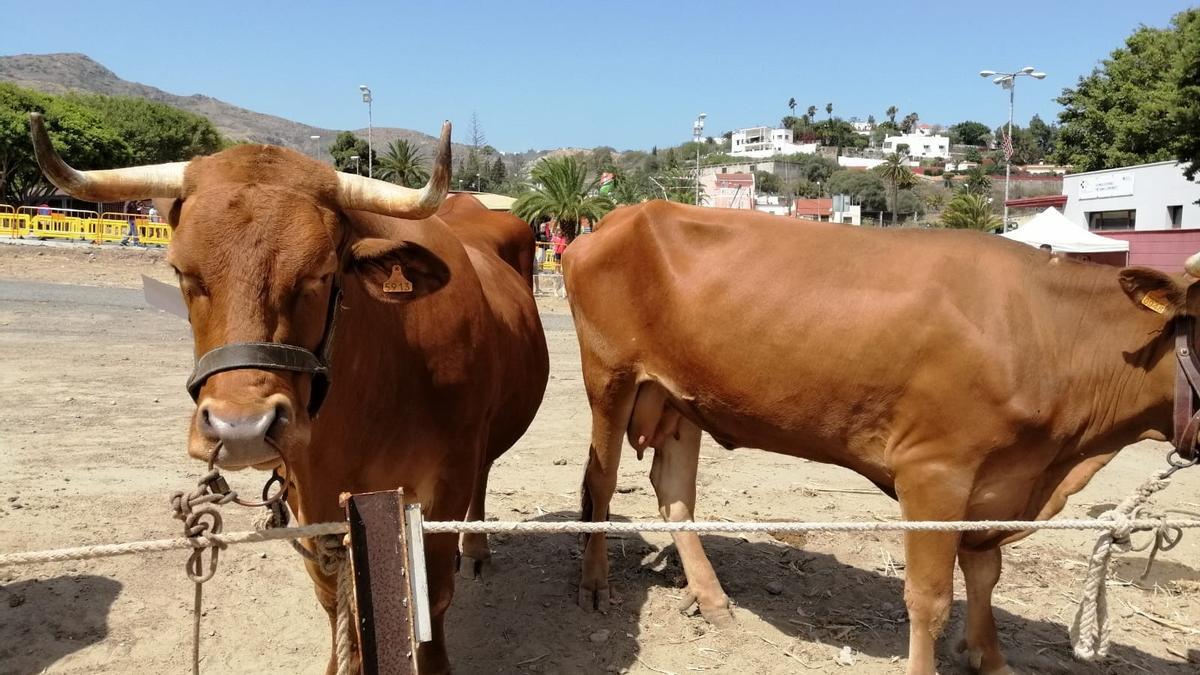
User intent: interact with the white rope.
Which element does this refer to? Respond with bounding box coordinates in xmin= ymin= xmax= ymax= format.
xmin=1070 ymin=470 xmax=1177 ymax=661
xmin=421 ymin=517 xmax=1200 ymax=534
xmin=0 ymin=522 xmax=349 ymax=568
xmin=5 ymin=517 xmax=1200 ymax=570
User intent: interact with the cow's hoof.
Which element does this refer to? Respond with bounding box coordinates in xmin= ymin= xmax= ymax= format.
xmin=578 ymin=584 xmax=611 ymax=612
xmin=956 ymin=639 xmax=1013 ymax=675
xmin=456 ymin=553 xmax=490 ymax=580
xmin=678 ymin=589 xmax=736 ymax=629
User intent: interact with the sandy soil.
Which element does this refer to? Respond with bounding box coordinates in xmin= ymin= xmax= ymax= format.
xmin=1 ymin=241 xmax=1199 ymax=674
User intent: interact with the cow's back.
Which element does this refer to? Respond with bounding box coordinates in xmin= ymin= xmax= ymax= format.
xmin=441 ymin=193 xmax=535 ymax=287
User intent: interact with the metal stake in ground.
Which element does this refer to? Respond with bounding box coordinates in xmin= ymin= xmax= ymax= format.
xmin=345 ymin=489 xmax=424 ymax=674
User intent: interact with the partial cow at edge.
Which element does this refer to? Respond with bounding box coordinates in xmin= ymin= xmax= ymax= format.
xmin=563 ymin=199 xmax=1197 ymax=675
xmin=29 ymin=112 xmax=550 ymax=675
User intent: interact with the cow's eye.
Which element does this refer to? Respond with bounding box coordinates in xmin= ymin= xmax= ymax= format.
xmin=177 ymin=272 xmax=208 ymax=299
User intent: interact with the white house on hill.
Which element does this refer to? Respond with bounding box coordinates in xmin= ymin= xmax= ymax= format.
xmin=881 ymin=132 xmax=951 ymax=160
xmin=730 ymin=126 xmax=817 ymax=158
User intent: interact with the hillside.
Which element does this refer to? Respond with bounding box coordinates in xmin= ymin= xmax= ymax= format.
xmin=0 ymin=52 xmax=466 ymax=159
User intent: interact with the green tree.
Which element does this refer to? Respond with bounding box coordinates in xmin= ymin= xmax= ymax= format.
xmin=512 ymin=155 xmax=614 ymax=241
xmin=825 ymin=102 xmax=833 ymax=122
xmin=489 ymin=155 xmax=507 ymax=188
xmin=1054 ymin=9 xmax=1196 ymax=171
xmin=806 ymin=105 xmax=817 ymax=123
xmin=939 ymin=191 xmax=1001 ymax=231
xmin=754 ymin=170 xmax=781 ymax=193
xmin=886 ymin=106 xmax=898 ymax=125
xmin=327 ymin=131 xmax=373 ymax=174
xmin=65 ymin=93 xmax=222 ymax=164
xmin=1172 ymin=9 xmax=1200 ymax=180
xmin=948 ymin=121 xmax=991 ymax=146
xmin=874 ymin=153 xmax=918 ymax=225
xmin=1026 ymin=115 xmax=1058 ymax=159
xmin=0 ymin=83 xmax=128 ymax=204
xmin=827 ymin=169 xmax=888 ymax=213
xmin=376 ymin=139 xmax=429 ymax=188
xmin=900 ymin=112 xmax=920 ymax=134
xmin=962 ymin=165 xmax=992 ymax=195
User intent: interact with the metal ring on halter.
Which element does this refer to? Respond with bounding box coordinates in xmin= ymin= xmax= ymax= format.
xmin=1164 ymin=448 xmax=1200 ymax=478
xmin=204 ymin=442 xmax=291 ymax=508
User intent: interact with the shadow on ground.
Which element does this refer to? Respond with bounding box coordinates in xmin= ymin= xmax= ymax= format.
xmin=0 ymin=574 xmax=122 ymax=673
xmin=445 ymin=513 xmax=1198 ymax=674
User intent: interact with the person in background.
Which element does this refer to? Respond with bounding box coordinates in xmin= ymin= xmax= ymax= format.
xmin=147 ymin=204 xmax=160 ymax=223
xmin=551 ymin=225 xmax=567 ymax=264
xmin=120 ymin=204 xmax=142 ymax=246
xmin=36 ymin=203 xmax=51 ymax=217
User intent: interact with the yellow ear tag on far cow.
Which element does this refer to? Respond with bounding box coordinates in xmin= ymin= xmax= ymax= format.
xmin=383 ymin=264 xmax=413 ymax=294
xmin=1141 ymin=291 xmax=1167 ymax=314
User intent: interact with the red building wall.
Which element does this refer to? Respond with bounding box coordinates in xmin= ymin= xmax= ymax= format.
xmin=1100 ymin=229 xmax=1200 ymax=273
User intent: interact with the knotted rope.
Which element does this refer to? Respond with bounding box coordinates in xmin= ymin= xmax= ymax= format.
xmin=1070 ymin=469 xmax=1183 ymax=660
xmin=169 ymin=469 xmax=237 ymax=675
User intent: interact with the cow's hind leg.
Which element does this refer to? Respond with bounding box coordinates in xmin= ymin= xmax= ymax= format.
xmin=896 ymin=463 xmax=969 ymax=675
xmin=648 ymin=417 xmax=735 ymax=628
xmin=957 ymin=547 xmax=1011 ymax=674
xmin=458 ymin=458 xmax=493 ymax=580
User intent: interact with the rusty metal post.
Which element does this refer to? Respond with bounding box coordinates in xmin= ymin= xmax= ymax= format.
xmin=346 ymin=489 xmax=419 ymax=675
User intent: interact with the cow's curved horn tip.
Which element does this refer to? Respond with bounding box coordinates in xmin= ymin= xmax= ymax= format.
xmin=1187 ymin=252 xmax=1200 ymax=278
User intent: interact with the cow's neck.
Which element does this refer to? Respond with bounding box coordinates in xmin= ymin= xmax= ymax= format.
xmin=1062 ymin=266 xmax=1176 ymax=454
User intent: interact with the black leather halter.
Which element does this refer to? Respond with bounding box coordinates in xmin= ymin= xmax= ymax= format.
xmin=1172 ymin=315 xmax=1200 ymax=464
xmin=185 ymin=284 xmax=343 ymax=418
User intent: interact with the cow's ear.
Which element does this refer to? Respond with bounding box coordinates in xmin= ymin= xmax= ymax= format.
xmin=345 ymin=237 xmax=450 ymax=302
xmin=1119 ymin=267 xmax=1187 ymax=317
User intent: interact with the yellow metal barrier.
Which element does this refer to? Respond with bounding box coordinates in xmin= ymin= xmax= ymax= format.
xmin=99 ymin=212 xmax=173 ymax=246
xmin=536 ymin=243 xmax=560 ymax=273
xmin=17 ymin=206 xmax=98 ymax=241
xmin=0 ymin=212 xmax=29 ymax=237
xmin=0 ymin=204 xmax=173 ymax=246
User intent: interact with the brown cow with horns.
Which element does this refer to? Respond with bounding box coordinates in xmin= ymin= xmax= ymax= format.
xmin=30 ymin=113 xmax=549 ymax=673
xmin=564 ymin=200 xmax=1200 ymax=675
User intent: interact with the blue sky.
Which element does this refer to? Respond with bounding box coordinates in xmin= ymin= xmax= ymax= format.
xmin=1 ymin=1 xmax=1193 ymax=152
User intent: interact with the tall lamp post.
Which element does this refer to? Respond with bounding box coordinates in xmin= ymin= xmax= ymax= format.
xmin=359 ymin=85 xmax=373 ymax=178
xmin=693 ymin=112 xmax=707 ymax=206
xmin=978 ymin=66 xmax=1045 ymax=231
xmin=310 ymin=135 xmax=321 ymax=160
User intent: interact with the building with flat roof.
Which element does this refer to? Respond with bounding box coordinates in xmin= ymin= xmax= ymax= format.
xmin=729 ymin=126 xmax=817 ymax=158
xmin=1062 ymin=161 xmax=1200 ymax=232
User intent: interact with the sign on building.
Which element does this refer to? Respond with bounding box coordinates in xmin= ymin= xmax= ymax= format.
xmin=1079 ymin=171 xmax=1135 ymax=200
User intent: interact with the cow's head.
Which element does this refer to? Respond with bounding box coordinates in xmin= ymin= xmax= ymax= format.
xmin=1119 ymin=254 xmax=1200 ymax=321
xmin=29 ymin=112 xmax=451 ymax=471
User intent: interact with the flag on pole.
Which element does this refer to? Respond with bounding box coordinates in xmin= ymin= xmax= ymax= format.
xmin=1002 ymin=131 xmax=1014 ymax=162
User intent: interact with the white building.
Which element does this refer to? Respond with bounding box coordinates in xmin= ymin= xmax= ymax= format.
xmin=1062 ymin=161 xmax=1200 ymax=231
xmin=852 ymin=121 xmax=874 ymax=136
xmin=881 ymin=133 xmax=951 ymax=160
xmin=730 ymin=126 xmax=817 ymax=158
xmin=699 ymin=172 xmax=755 ymax=209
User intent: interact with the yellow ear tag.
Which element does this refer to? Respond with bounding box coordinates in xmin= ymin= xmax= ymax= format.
xmin=383 ymin=265 xmax=413 ymax=294
xmin=1141 ymin=291 xmax=1167 ymax=314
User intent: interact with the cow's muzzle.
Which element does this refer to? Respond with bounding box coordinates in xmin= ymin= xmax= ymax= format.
xmin=195 ymin=395 xmax=293 ymax=470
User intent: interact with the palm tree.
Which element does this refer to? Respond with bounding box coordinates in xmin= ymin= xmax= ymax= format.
xmin=874 ymin=153 xmax=918 ymax=226
xmin=512 ymin=156 xmax=614 ymax=242
xmin=806 ymin=105 xmax=817 ymax=124
xmin=825 ymin=102 xmax=833 ymax=121
xmin=939 ymin=191 xmax=1001 ymax=231
xmin=788 ymin=97 xmax=797 ymax=119
xmin=886 ymin=106 xmax=898 ymax=125
xmin=376 ymin=140 xmax=429 ymax=188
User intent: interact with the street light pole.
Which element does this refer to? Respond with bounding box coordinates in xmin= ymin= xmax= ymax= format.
xmin=978 ymin=66 xmax=1045 ymax=232
xmin=693 ymin=113 xmax=707 ymax=206
xmin=359 ymin=85 xmax=373 ymax=178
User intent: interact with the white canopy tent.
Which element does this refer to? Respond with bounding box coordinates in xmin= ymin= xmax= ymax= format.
xmin=1001 ymin=207 xmax=1129 ymax=254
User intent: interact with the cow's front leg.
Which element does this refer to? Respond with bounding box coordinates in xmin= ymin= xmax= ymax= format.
xmin=896 ymin=463 xmax=969 ymax=675
xmin=649 ymin=418 xmax=734 ymax=628
xmin=957 ymin=547 xmax=1011 ymax=674
xmin=417 ymin=531 xmax=459 ymax=674
xmin=459 ymin=458 xmax=493 ymax=580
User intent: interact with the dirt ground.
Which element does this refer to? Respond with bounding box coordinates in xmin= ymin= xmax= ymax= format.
xmin=1 ymin=241 xmax=1199 ymax=674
